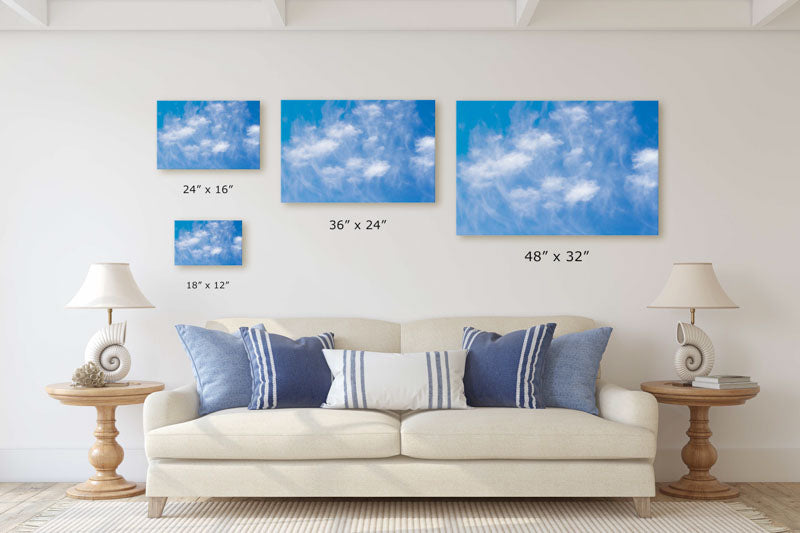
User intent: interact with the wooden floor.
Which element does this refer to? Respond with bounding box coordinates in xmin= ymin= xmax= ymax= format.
xmin=1 ymin=482 xmax=798 ymax=532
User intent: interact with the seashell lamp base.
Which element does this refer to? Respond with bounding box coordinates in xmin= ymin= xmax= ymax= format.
xmin=673 ymin=322 xmax=715 ymax=382
xmin=84 ymin=322 xmax=132 ymax=382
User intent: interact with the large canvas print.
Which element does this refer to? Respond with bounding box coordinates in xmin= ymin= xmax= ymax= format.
xmin=174 ymin=220 xmax=243 ymax=266
xmin=158 ymin=101 xmax=260 ymax=169
xmin=456 ymin=101 xmax=658 ymax=235
xmin=281 ymin=100 xmax=435 ymax=202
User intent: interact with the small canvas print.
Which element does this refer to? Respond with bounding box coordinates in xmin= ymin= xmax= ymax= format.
xmin=174 ymin=220 xmax=243 ymax=266
xmin=457 ymin=101 xmax=659 ymax=235
xmin=158 ymin=101 xmax=260 ymax=169
xmin=281 ymin=100 xmax=435 ymax=203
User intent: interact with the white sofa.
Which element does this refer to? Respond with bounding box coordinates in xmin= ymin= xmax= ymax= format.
xmin=144 ymin=316 xmax=658 ymax=518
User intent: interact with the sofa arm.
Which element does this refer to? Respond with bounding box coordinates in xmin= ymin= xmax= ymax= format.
xmin=143 ymin=383 xmax=200 ymax=433
xmin=596 ymin=380 xmax=658 ymax=436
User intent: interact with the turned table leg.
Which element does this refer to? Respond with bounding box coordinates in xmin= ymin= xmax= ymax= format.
xmin=66 ymin=405 xmax=145 ymax=500
xmin=660 ymin=405 xmax=739 ymax=500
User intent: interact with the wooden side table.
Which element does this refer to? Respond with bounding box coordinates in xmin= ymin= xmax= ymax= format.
xmin=641 ymin=380 xmax=759 ymax=500
xmin=45 ymin=381 xmax=165 ymax=500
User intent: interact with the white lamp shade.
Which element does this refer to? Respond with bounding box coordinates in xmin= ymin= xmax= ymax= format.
xmin=66 ymin=263 xmax=154 ymax=309
xmin=648 ymin=262 xmax=737 ymax=309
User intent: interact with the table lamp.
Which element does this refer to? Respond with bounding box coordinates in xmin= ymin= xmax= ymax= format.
xmin=66 ymin=263 xmax=154 ymax=383
xmin=648 ymin=262 xmax=738 ymax=383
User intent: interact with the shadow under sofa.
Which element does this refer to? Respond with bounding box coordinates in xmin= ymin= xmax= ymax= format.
xmin=143 ymin=316 xmax=658 ymax=518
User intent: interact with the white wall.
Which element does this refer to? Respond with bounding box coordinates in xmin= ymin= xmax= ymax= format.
xmin=1 ymin=30 xmax=798 ymax=483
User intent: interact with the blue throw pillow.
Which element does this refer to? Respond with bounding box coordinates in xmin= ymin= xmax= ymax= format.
xmin=175 ymin=324 xmax=265 ymax=416
xmin=240 ymin=327 xmax=334 ymax=409
xmin=462 ymin=324 xmax=556 ymax=408
xmin=542 ymin=327 xmax=613 ymax=415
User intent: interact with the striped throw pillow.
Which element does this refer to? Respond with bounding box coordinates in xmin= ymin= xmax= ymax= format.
xmin=462 ymin=324 xmax=556 ymax=408
xmin=321 ymin=350 xmax=469 ymax=410
xmin=239 ymin=327 xmax=334 ymax=409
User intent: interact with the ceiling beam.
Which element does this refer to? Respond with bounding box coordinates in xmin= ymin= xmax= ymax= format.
xmin=752 ymin=0 xmax=799 ymax=25
xmin=515 ymin=0 xmax=540 ymax=26
xmin=3 ymin=0 xmax=796 ymax=31
xmin=1 ymin=0 xmax=47 ymax=26
xmin=267 ymin=0 xmax=286 ymax=25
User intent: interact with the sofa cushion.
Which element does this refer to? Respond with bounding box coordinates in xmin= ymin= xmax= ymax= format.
xmin=175 ymin=323 xmax=265 ymax=416
xmin=322 ymin=349 xmax=469 ymax=410
xmin=146 ymin=408 xmax=400 ymax=460
xmin=240 ymin=326 xmax=334 ymax=410
xmin=542 ymin=327 xmax=613 ymax=415
xmin=462 ymin=324 xmax=555 ymax=408
xmin=400 ymin=408 xmax=655 ymax=460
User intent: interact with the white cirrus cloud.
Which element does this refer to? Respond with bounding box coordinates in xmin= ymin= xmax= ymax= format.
xmin=176 ymin=236 xmax=201 ymax=248
xmin=412 ymin=135 xmax=436 ymax=168
xmin=507 ymin=187 xmax=541 ymax=217
xmin=212 ymin=141 xmax=230 ymax=153
xmin=354 ymin=103 xmax=382 ymax=118
xmin=326 ymin=122 xmax=361 ymax=139
xmin=415 ymin=136 xmax=436 ymax=152
xmin=285 ymin=138 xmax=340 ymax=163
xmin=626 ymin=147 xmax=659 ymax=192
xmin=565 ymin=180 xmax=600 ymax=204
xmin=161 ymin=126 xmax=196 ymax=142
xmin=514 ymin=131 xmax=561 ymax=153
xmin=459 ymin=121 xmax=561 ymax=187
xmin=363 ymin=160 xmax=390 ymax=179
xmin=346 ymin=157 xmax=365 ymax=169
xmin=541 ymin=176 xmax=566 ymax=191
xmin=187 ymin=116 xmax=210 ymax=128
xmin=627 ymin=174 xmax=658 ymax=189
xmin=462 ymin=151 xmax=533 ymax=185
xmin=633 ymin=148 xmax=659 ymax=169
xmin=552 ymin=105 xmax=589 ymax=123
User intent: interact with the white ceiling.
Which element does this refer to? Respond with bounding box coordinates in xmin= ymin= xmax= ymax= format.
xmin=1 ymin=0 xmax=799 ymax=30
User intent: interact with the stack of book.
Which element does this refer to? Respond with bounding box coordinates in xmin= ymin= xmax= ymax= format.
xmin=692 ymin=375 xmax=758 ymax=389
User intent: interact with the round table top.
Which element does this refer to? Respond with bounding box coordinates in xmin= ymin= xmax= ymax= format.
xmin=45 ymin=381 xmax=165 ymax=406
xmin=640 ymin=380 xmax=759 ymax=407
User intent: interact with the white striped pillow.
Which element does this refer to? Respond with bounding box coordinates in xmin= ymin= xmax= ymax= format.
xmin=321 ymin=349 xmax=469 ymax=410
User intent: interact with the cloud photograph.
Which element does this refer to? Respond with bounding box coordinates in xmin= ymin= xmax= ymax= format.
xmin=457 ymin=100 xmax=658 ymax=235
xmin=281 ymin=100 xmax=435 ymax=202
xmin=158 ymin=101 xmax=260 ymax=169
xmin=174 ymin=220 xmax=243 ymax=266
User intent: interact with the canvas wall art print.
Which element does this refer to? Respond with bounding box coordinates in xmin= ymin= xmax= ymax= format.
xmin=281 ymin=100 xmax=435 ymax=203
xmin=456 ymin=101 xmax=659 ymax=235
xmin=174 ymin=220 xmax=243 ymax=266
xmin=158 ymin=101 xmax=260 ymax=169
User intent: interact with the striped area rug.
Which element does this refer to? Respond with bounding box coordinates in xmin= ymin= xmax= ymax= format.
xmin=15 ymin=499 xmax=788 ymax=532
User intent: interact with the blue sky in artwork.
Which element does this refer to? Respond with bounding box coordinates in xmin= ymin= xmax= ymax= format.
xmin=158 ymin=101 xmax=260 ymax=169
xmin=281 ymin=100 xmax=435 ymax=202
xmin=456 ymin=101 xmax=658 ymax=235
xmin=174 ymin=220 xmax=242 ymax=266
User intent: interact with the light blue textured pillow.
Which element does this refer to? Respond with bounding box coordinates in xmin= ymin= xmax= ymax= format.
xmin=175 ymin=324 xmax=264 ymax=416
xmin=240 ymin=327 xmax=334 ymax=409
xmin=542 ymin=327 xmax=613 ymax=415
xmin=462 ymin=324 xmax=556 ymax=408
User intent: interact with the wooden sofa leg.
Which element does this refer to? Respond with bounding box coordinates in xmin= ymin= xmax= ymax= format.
xmin=148 ymin=497 xmax=167 ymax=518
xmin=633 ymin=497 xmax=652 ymax=518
